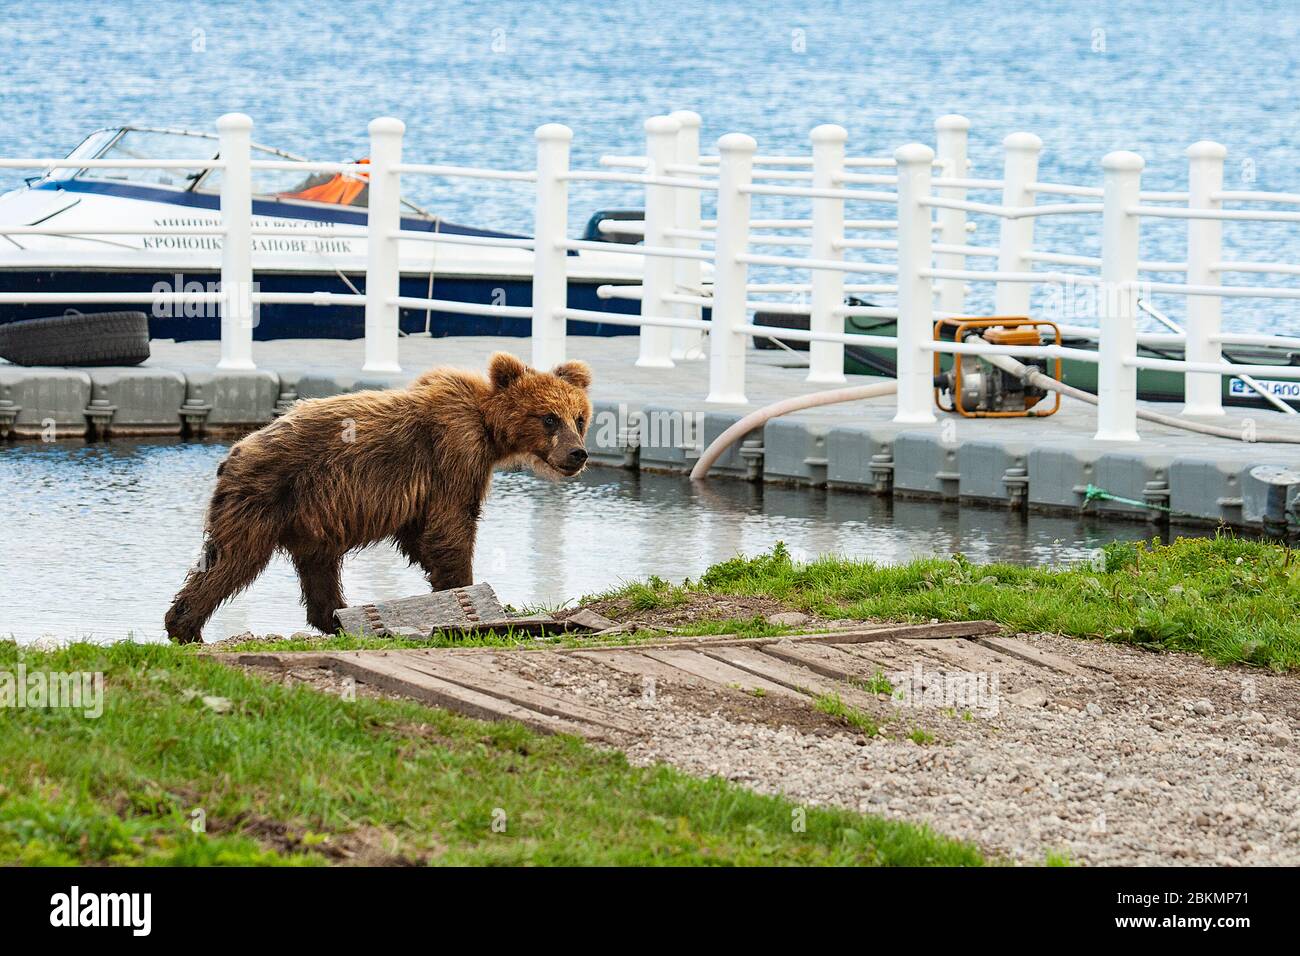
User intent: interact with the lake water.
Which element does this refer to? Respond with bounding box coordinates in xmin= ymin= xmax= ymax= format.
xmin=3 ymin=1 xmax=1300 ymax=332
xmin=0 ymin=438 xmax=1199 ymax=644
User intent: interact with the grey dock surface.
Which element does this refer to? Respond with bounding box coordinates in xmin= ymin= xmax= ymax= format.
xmin=3 ymin=335 xmax=1298 ymax=530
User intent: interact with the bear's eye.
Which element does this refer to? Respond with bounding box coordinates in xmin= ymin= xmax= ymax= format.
xmin=576 ymin=416 xmax=586 ymax=431
xmin=542 ymin=414 xmax=560 ymax=430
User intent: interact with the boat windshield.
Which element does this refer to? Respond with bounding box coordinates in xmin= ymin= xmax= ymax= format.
xmin=45 ymin=128 xmax=127 ymax=183
xmin=81 ymin=128 xmax=220 ymax=188
xmin=55 ymin=127 xmax=430 ymax=215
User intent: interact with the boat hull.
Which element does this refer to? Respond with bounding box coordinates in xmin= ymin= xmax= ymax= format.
xmin=0 ymin=268 xmax=641 ymax=340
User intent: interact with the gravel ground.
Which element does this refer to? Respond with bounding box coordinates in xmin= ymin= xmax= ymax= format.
xmin=244 ymin=627 xmax=1299 ymax=866
xmin=490 ymin=632 xmax=1300 ymax=866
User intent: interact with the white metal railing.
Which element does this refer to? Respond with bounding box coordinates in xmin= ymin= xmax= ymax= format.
xmin=6 ymin=110 xmax=1300 ymax=440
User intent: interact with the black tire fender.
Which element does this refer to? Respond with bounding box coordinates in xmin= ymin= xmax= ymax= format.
xmin=0 ymin=310 xmax=151 ymax=367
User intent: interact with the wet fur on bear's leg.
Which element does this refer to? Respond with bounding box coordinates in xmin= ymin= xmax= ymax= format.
xmin=417 ymin=511 xmax=479 ymax=592
xmin=164 ymin=529 xmax=276 ymax=643
xmin=290 ymin=551 xmax=346 ymax=633
xmin=393 ymin=508 xmax=478 ymax=591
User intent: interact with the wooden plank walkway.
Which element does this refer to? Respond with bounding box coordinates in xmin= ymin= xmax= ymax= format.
xmin=228 ymin=620 xmax=1083 ymax=740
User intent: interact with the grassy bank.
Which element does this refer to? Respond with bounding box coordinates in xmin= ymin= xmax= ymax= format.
xmin=603 ymin=535 xmax=1299 ymax=671
xmin=219 ymin=535 xmax=1300 ymax=671
xmin=8 ymin=534 xmax=1288 ymax=866
xmin=0 ymin=640 xmax=981 ymax=866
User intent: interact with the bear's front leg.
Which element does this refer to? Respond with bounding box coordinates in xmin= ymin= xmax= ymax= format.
xmin=414 ymin=507 xmax=478 ymax=592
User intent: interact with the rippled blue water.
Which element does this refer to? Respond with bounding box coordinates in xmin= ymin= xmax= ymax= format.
xmin=2 ymin=1 xmax=1299 ymax=331
xmin=0 ymin=439 xmax=1198 ymax=643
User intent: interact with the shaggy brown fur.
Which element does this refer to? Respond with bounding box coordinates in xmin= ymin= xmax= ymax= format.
xmin=165 ymin=352 xmax=593 ymax=643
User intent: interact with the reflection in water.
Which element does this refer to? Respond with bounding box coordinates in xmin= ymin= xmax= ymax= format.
xmin=1 ymin=438 xmax=1195 ymax=644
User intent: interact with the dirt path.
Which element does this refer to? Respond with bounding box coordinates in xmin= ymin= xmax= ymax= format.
xmin=238 ymin=629 xmax=1299 ymax=866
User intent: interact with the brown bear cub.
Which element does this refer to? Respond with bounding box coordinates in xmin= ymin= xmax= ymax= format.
xmin=165 ymin=352 xmax=593 ymax=644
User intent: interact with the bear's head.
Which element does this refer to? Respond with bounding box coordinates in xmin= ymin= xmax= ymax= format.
xmin=486 ymin=352 xmax=593 ymax=479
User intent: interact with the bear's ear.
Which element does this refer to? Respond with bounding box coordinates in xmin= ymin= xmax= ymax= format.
xmin=488 ymin=352 xmax=529 ymax=390
xmin=552 ymin=360 xmax=592 ymax=390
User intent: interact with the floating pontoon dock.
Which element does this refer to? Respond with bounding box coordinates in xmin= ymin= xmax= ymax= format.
xmin=3 ymin=334 xmax=1297 ymax=531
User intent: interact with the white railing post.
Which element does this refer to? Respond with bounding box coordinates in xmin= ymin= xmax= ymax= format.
xmin=1095 ymin=151 xmax=1144 ymax=442
xmin=934 ymin=114 xmax=970 ymax=316
xmin=362 ymin=116 xmax=404 ymax=373
xmin=808 ymin=124 xmax=847 ymax=383
xmin=1184 ymin=141 xmax=1227 ymax=416
xmin=669 ymin=109 xmax=705 ymax=361
xmin=706 ymin=133 xmax=756 ymax=404
xmin=531 ymin=123 xmax=572 ymax=370
xmin=893 ymin=143 xmax=937 ymax=424
xmin=217 ymin=112 xmax=254 ymax=370
xmin=995 ymin=132 xmax=1042 ymax=317
xmin=637 ymin=114 xmax=679 ymax=368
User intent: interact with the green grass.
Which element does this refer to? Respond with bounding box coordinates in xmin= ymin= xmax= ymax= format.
xmin=854 ymin=669 xmax=895 ymax=696
xmin=658 ymin=615 xmax=796 ymax=639
xmin=597 ymin=536 xmax=1300 ymax=672
xmin=621 ymin=576 xmax=688 ymax=612
xmin=813 ymin=693 xmax=880 ymax=736
xmin=216 ymin=616 xmax=795 ymax=655
xmin=0 ymin=640 xmax=982 ymax=867
xmin=229 ymin=535 xmax=1300 ymax=671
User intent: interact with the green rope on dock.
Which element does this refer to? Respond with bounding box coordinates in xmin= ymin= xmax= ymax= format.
xmin=1082 ymin=483 xmax=1180 ymax=515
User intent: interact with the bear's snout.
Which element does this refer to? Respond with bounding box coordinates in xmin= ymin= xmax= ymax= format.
xmin=558 ymin=445 xmax=588 ymax=475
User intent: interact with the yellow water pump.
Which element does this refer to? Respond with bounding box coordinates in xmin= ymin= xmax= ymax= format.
xmin=933 ymin=317 xmax=1062 ymax=418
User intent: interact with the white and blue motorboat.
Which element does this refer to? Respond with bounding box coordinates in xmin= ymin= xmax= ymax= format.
xmin=0 ymin=126 xmax=646 ymax=340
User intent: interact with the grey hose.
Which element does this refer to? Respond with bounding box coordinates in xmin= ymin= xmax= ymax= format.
xmin=689 ymin=382 xmax=898 ymax=480
xmin=985 ymin=352 xmax=1300 ymax=445
xmin=690 ymin=343 xmax=1300 ymax=481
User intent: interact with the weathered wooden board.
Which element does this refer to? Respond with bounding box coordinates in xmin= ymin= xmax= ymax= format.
xmin=334 ymin=583 xmax=506 ymax=637
xmin=321 ymin=653 xmax=604 ymax=738
xmin=550 ymin=620 xmax=1000 ymax=656
xmin=974 ymin=636 xmax=1091 ymax=676
xmin=569 ymin=650 xmax=709 ymax=687
xmin=398 ymin=652 xmax=638 ymax=733
xmin=703 ymin=645 xmax=881 ymax=709
xmin=224 ymin=619 xmax=1021 ymax=739
xmin=903 ymin=638 xmax=1037 ymax=675
xmin=761 ymin=641 xmax=889 ymax=681
xmin=797 ymin=621 xmax=1001 ymax=645
xmin=230 ymin=652 xmax=335 ymax=670
xmin=641 ymin=649 xmax=803 ymax=698
xmin=333 ymin=583 xmax=557 ymax=638
xmin=830 ymin=640 xmax=942 ymax=672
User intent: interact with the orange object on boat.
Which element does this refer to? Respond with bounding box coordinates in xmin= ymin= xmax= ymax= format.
xmin=280 ymin=158 xmax=369 ymax=205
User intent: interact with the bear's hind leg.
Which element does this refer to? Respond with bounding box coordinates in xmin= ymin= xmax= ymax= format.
xmin=291 ymin=551 xmax=345 ymax=634
xmin=165 ymin=533 xmax=275 ymax=643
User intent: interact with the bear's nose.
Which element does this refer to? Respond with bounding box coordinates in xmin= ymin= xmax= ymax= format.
xmin=568 ymin=447 xmax=588 ymax=464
